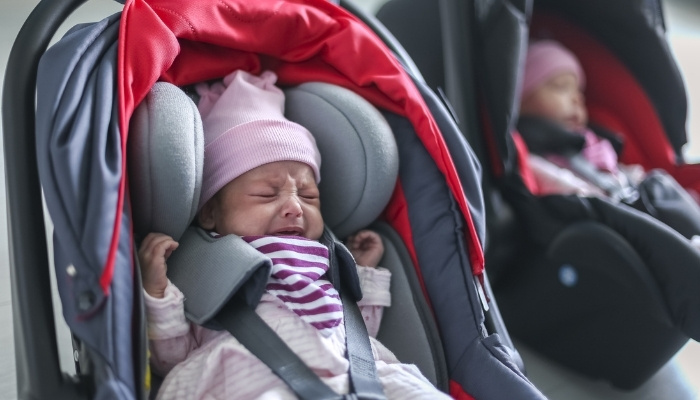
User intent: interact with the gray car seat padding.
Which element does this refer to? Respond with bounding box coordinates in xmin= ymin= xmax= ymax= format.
xmin=284 ymin=82 xmax=399 ymax=239
xmin=165 ymin=227 xmax=272 ymax=326
xmin=129 ymin=82 xmax=204 ymax=242
xmin=127 ymin=80 xmax=396 ymax=296
xmin=371 ymin=221 xmax=448 ymax=389
xmin=129 ymin=81 xmax=399 ymax=242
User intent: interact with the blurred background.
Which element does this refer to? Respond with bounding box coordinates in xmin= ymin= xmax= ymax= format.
xmin=1 ymin=0 xmax=698 ymax=399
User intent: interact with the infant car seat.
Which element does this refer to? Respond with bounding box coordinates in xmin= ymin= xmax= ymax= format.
xmin=378 ymin=0 xmax=700 ymax=390
xmin=127 ymin=79 xmax=443 ymax=395
xmin=5 ymin=0 xmax=546 ymax=399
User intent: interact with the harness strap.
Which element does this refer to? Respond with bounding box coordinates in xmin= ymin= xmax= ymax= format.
xmin=213 ymin=228 xmax=386 ymax=400
xmin=568 ymin=154 xmax=638 ymax=203
xmin=215 ymin=300 xmax=341 ymax=400
xmin=328 ymin=232 xmax=386 ymax=400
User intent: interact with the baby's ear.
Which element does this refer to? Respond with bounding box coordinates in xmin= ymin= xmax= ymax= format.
xmin=197 ymin=200 xmax=216 ymax=230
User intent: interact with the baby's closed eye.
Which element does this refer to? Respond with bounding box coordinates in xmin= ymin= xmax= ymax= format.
xmin=249 ymin=190 xmax=277 ymax=200
xmin=300 ymin=192 xmax=319 ymax=200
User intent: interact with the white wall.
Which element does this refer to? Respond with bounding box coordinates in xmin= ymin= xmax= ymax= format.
xmin=665 ymin=0 xmax=700 ymax=161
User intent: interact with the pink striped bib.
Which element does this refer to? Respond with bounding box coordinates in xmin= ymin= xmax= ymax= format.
xmin=243 ymin=235 xmax=344 ymax=334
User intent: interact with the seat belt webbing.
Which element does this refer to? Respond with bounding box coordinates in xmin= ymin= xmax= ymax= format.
xmin=342 ymin=291 xmax=386 ymax=400
xmin=568 ymin=154 xmax=638 ymax=203
xmin=214 ymin=230 xmax=386 ymax=400
xmin=215 ymin=300 xmax=340 ymax=400
xmin=328 ymin=233 xmax=386 ymax=400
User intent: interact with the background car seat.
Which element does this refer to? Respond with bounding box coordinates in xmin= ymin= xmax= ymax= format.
xmin=377 ymin=0 xmax=695 ymax=389
xmin=527 ymin=2 xmax=700 ymax=196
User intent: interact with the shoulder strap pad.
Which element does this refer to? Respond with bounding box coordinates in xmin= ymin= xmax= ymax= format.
xmin=166 ymin=226 xmax=271 ymax=327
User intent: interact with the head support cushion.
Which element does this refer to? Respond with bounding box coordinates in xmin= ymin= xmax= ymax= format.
xmin=128 ymin=82 xmax=204 ymax=242
xmin=129 ymin=80 xmax=398 ymax=241
xmin=284 ymin=82 xmax=399 ymax=238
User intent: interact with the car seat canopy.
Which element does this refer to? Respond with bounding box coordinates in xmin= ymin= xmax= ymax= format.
xmin=119 ymin=0 xmax=485 ymax=279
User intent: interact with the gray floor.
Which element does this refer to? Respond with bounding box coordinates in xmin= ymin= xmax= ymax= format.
xmin=1 ymin=1 xmax=699 ymax=400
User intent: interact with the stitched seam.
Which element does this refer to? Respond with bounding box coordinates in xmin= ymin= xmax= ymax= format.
xmin=218 ymin=0 xmax=281 ymax=23
xmin=152 ymin=6 xmax=198 ymax=40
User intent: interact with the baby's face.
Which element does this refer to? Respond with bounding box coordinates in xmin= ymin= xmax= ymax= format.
xmin=198 ymin=161 xmax=324 ymax=240
xmin=520 ymin=71 xmax=587 ymax=131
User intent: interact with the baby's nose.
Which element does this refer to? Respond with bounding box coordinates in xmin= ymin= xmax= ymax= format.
xmin=282 ymin=195 xmax=303 ymax=217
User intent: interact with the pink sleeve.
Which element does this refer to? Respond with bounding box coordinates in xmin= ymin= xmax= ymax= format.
xmin=144 ymin=281 xmax=207 ymax=376
xmin=356 ymin=266 xmax=391 ymax=337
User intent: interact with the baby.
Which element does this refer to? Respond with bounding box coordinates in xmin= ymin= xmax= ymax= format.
xmin=517 ymin=39 xmax=700 ymax=242
xmin=139 ymin=70 xmax=450 ymax=399
xmin=517 ymin=39 xmax=646 ymax=200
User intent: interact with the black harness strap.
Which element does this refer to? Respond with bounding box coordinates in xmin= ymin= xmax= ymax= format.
xmin=341 ymin=290 xmax=386 ymax=400
xmin=215 ymin=300 xmax=341 ymax=400
xmin=214 ymin=229 xmax=386 ymax=400
xmin=329 ymin=233 xmax=386 ymax=400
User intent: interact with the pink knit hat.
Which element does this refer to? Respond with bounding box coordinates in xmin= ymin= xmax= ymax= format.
xmin=196 ymin=70 xmax=321 ymax=209
xmin=521 ymin=40 xmax=585 ymax=99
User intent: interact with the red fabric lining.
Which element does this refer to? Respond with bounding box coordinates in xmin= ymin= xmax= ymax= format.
xmin=383 ymin=182 xmax=432 ymax=308
xmin=449 ymin=380 xmax=476 ymax=400
xmin=511 ymin=132 xmax=539 ymax=194
xmin=112 ymin=0 xmax=484 ymax=294
xmin=479 ymin=102 xmax=505 ymax=178
xmin=669 ymin=163 xmax=700 ymax=198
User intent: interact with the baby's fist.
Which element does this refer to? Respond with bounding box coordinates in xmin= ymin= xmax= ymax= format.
xmin=138 ymin=232 xmax=179 ymax=298
xmin=346 ymin=230 xmax=384 ymax=268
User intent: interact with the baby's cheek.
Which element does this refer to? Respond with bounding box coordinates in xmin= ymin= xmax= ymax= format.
xmin=306 ymin=208 xmax=325 ymax=239
xmin=226 ymin=209 xmax=267 ymax=236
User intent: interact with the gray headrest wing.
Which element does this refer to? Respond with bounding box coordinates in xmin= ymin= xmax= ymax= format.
xmin=167 ymin=226 xmax=271 ymax=326
xmin=128 ymin=82 xmax=204 ymax=241
xmin=285 ymin=83 xmax=399 ymax=239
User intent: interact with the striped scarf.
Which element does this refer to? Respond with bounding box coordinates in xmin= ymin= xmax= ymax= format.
xmin=243 ymin=235 xmax=344 ymax=334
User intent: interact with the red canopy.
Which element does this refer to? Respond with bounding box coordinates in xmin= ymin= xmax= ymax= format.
xmin=109 ymin=0 xmax=484 ymax=297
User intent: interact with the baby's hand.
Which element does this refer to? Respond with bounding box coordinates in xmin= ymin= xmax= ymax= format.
xmin=138 ymin=232 xmax=179 ymax=298
xmin=346 ymin=230 xmax=384 ymax=268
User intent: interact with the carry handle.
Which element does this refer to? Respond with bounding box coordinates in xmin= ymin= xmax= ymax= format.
xmin=3 ymin=0 xmax=101 ymax=398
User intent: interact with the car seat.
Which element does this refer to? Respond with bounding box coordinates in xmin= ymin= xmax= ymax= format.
xmin=4 ymin=0 xmax=546 ymax=399
xmin=377 ymin=0 xmax=699 ymax=390
xmin=127 ymin=79 xmax=446 ymax=396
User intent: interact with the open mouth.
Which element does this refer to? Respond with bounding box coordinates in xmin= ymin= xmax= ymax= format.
xmin=272 ymin=228 xmax=303 ymax=236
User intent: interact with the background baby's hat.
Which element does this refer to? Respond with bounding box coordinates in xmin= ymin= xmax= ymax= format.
xmin=521 ymin=39 xmax=585 ymax=99
xmin=196 ymin=70 xmax=322 ymax=209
